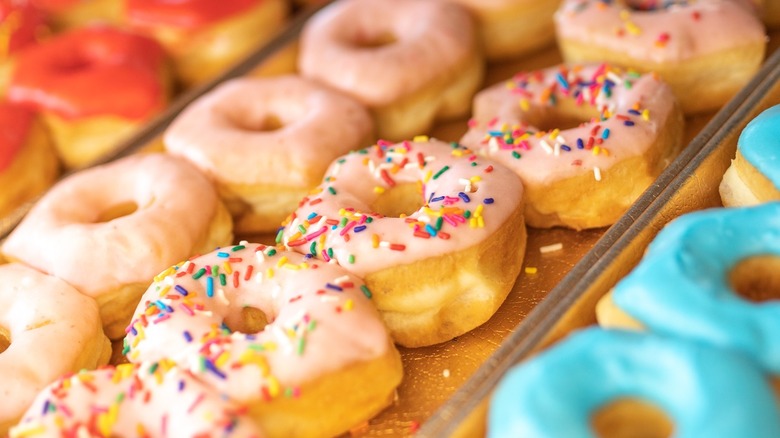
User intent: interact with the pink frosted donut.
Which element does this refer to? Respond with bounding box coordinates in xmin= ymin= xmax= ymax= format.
xmin=280 ymin=138 xmax=527 ymax=347
xmin=554 ymin=0 xmax=766 ymax=113
xmin=298 ymin=0 xmax=483 ymax=141
xmin=0 ymin=263 xmax=110 ymax=434
xmin=1 ymin=153 xmax=233 ymax=339
xmin=164 ymin=75 xmax=373 ymax=234
xmin=10 ymin=360 xmax=263 ymax=437
xmin=123 ymin=245 xmax=403 ymax=438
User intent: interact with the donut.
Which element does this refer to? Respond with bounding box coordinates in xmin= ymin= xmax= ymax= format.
xmin=123 ymin=245 xmax=403 ymax=438
xmin=554 ymin=0 xmax=766 ymax=114
xmin=720 ymin=105 xmax=780 ymax=206
xmin=6 ymin=25 xmax=170 ymax=169
xmin=0 ymin=0 xmax=46 ymax=59
xmin=124 ymin=0 xmax=288 ymax=87
xmin=0 ymin=263 xmax=111 ymax=434
xmin=489 ymin=328 xmax=780 ymax=437
xmin=10 ymin=360 xmax=262 ymax=437
xmin=460 ymin=63 xmax=684 ymax=230
xmin=163 ymin=75 xmax=374 ymax=234
xmin=597 ymin=203 xmax=780 ymax=378
xmin=29 ymin=0 xmax=121 ymax=30
xmin=1 ymin=153 xmax=233 ymax=340
xmin=297 ymin=0 xmax=484 ymax=141
xmin=0 ymin=101 xmax=58 ymax=218
xmin=280 ymin=138 xmax=526 ymax=347
xmin=446 ymin=0 xmax=560 ymax=61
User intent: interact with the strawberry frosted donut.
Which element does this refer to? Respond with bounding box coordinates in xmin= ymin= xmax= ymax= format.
xmin=298 ymin=0 xmax=483 ymax=141
xmin=280 ymin=138 xmax=526 ymax=347
xmin=6 ymin=25 xmax=169 ymax=168
xmin=0 ymin=263 xmax=111 ymax=434
xmin=30 ymin=0 xmax=121 ymax=30
xmin=1 ymin=153 xmax=233 ymax=340
xmin=11 ymin=360 xmax=263 ymax=438
xmin=460 ymin=63 xmax=684 ymax=230
xmin=124 ymin=0 xmax=288 ymax=87
xmin=124 ymin=246 xmax=403 ymax=438
xmin=554 ymin=0 xmax=766 ymax=114
xmin=164 ymin=75 xmax=374 ymax=234
xmin=0 ymin=0 xmax=45 ymax=59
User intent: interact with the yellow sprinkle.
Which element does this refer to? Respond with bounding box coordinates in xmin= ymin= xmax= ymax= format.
xmin=267 ymin=268 xmax=275 ymax=279
xmin=276 ymin=256 xmax=288 ymax=268
xmin=12 ymin=424 xmax=46 ymax=437
xmin=283 ymin=263 xmax=301 ymax=271
xmin=154 ymin=266 xmax=176 ymax=283
xmin=625 ymin=21 xmax=641 ymax=35
xmin=525 ymin=267 xmax=538 ymax=274
xmin=344 ymin=299 xmax=354 ymax=311
xmin=642 ymin=109 xmax=650 ymax=121
xmin=372 ymin=234 xmax=380 ymax=248
xmin=619 ymin=9 xmax=630 ymax=19
xmin=519 ymin=99 xmax=530 ymax=111
xmin=550 ymin=129 xmax=560 ymax=140
xmin=469 ymin=217 xmax=477 ymax=228
xmin=470 ymin=176 xmax=482 ymax=183
xmin=373 ymin=186 xmax=385 ymax=194
xmin=475 ymin=204 xmax=484 ymax=217
xmin=268 ymin=376 xmax=281 ymax=397
xmin=477 ymin=216 xmax=485 ymax=228
xmin=157 ymin=284 xmax=171 ymax=298
xmin=215 ymin=351 xmax=230 ymax=368
xmin=223 ymin=262 xmax=233 ymax=275
xmin=592 ymin=146 xmax=601 ymax=156
xmin=413 ymin=135 xmax=429 ymax=142
xmin=423 ymin=170 xmax=432 ymax=183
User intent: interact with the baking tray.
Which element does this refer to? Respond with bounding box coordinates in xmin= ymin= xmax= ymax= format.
xmin=417 ymin=40 xmax=780 ymax=438
xmin=2 ymin=3 xmax=779 ymax=437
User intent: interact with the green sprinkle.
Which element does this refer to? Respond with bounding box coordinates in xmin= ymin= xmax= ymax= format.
xmin=115 ymin=393 xmax=125 ymax=403
xmin=471 ymin=162 xmax=478 ymax=166
xmin=298 ymin=225 xmax=307 ymax=234
xmin=232 ymin=245 xmax=245 ymax=251
xmin=432 ymin=165 xmax=450 ymax=180
xmin=267 ymin=249 xmax=277 ymax=256
xmin=340 ymin=217 xmax=348 ymax=227
xmin=464 ymin=210 xmax=472 ymax=219
xmin=366 ymin=217 xmax=374 ymax=223
xmin=219 ymin=273 xmax=227 ymax=286
xmin=309 ymin=241 xmax=317 ymax=256
xmin=212 ymin=265 xmax=219 ymax=276
xmin=297 ymin=338 xmax=306 ymax=355
xmin=361 ymin=285 xmax=373 ymax=298
xmin=308 ymin=320 xmax=317 ymax=331
xmin=328 ymin=186 xmax=337 ymax=195
xmin=275 ymin=229 xmax=284 ymax=244
xmin=285 ymin=387 xmax=294 ymax=398
xmin=348 ymin=254 xmax=355 ymax=264
xmin=149 ymin=363 xmax=159 ymax=374
xmin=435 ymin=217 xmax=443 ymax=230
xmin=624 ymin=80 xmax=633 ymax=89
xmin=192 ymin=268 xmax=207 ymax=280
xmin=248 ymin=344 xmax=266 ymax=352
xmin=512 ymin=151 xmax=521 ymax=159
xmin=327 ymin=248 xmax=334 ymax=258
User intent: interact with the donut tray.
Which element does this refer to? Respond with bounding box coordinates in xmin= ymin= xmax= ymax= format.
xmin=3 ymin=2 xmax=780 ymax=437
xmin=417 ymin=37 xmax=780 ymax=438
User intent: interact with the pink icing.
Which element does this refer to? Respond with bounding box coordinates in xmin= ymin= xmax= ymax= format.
xmin=298 ymin=0 xmax=476 ymax=106
xmin=124 ymin=246 xmax=394 ymax=404
xmin=460 ymin=63 xmax=676 ymax=185
xmin=280 ymin=139 xmax=524 ymax=277
xmin=164 ymin=75 xmax=373 ymax=187
xmin=555 ymin=0 xmax=765 ymax=63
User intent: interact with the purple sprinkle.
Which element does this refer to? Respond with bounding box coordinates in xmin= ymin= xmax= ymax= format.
xmin=354 ymin=225 xmax=367 ymax=232
xmin=628 ymin=109 xmax=641 ymax=115
xmin=624 ymin=120 xmax=635 ymax=126
xmin=484 ymin=198 xmax=495 ymax=204
xmin=326 ymin=283 xmax=343 ymax=292
xmin=431 ymin=196 xmax=445 ymax=203
xmin=183 ymin=331 xmax=193 ymax=342
xmin=576 ymin=139 xmax=584 ymax=149
xmin=561 ymin=145 xmax=571 ymax=152
xmin=458 ymin=192 xmax=471 ymax=203
xmin=175 ymin=285 xmax=189 ymax=296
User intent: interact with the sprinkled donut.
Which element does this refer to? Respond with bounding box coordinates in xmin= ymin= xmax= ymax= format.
xmin=1 ymin=153 xmax=233 ymax=339
xmin=460 ymin=63 xmax=683 ymax=230
xmin=298 ymin=0 xmax=483 ymax=141
xmin=280 ymin=138 xmax=526 ymax=347
xmin=0 ymin=263 xmax=110 ymax=434
xmin=597 ymin=203 xmax=780 ymax=376
xmin=164 ymin=75 xmax=374 ymax=234
xmin=720 ymin=105 xmax=780 ymax=206
xmin=489 ymin=328 xmax=780 ymax=437
xmin=10 ymin=360 xmax=263 ymax=438
xmin=554 ymin=0 xmax=766 ymax=114
xmin=124 ymin=246 xmax=403 ymax=438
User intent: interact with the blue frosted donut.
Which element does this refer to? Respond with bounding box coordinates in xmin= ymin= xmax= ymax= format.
xmin=489 ymin=328 xmax=780 ymax=438
xmin=608 ymin=202 xmax=780 ymax=373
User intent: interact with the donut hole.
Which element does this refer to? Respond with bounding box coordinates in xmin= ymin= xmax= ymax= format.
xmin=226 ymin=306 xmax=269 ymax=334
xmin=350 ymin=30 xmax=397 ymax=48
xmin=523 ymin=106 xmax=597 ymax=133
xmin=591 ymin=398 xmax=674 ymax=438
xmin=729 ymin=255 xmax=780 ymax=303
xmin=234 ymin=113 xmax=285 ymax=132
xmin=95 ymin=201 xmax=138 ymax=223
xmin=53 ymin=54 xmax=92 ymax=74
xmin=370 ymin=183 xmax=424 ymax=218
xmin=0 ymin=327 xmax=10 ymax=354
xmin=625 ymin=0 xmax=681 ymax=11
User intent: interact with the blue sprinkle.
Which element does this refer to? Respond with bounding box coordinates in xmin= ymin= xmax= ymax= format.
xmin=628 ymin=109 xmax=641 ymax=115
xmin=484 ymin=198 xmax=495 ymax=204
xmin=602 ymin=129 xmax=611 ymax=139
xmin=431 ymin=196 xmax=445 ymax=203
xmin=216 ymin=252 xmax=230 ymax=258
xmin=326 ymin=283 xmax=343 ymax=292
xmin=183 ymin=331 xmax=193 ymax=342
xmin=206 ymin=276 xmax=214 ymax=297
xmin=487 ymin=130 xmax=505 ymax=137
xmin=624 ymin=120 xmax=635 ymax=126
xmin=425 ymin=224 xmax=438 ymax=237
xmin=458 ymin=192 xmax=471 ymax=203
xmin=307 ymin=212 xmax=318 ymax=220
xmin=561 ymin=145 xmax=571 ymax=152
xmin=556 ymin=72 xmax=569 ymax=89
xmin=179 ymin=380 xmax=186 ymax=391
xmin=129 ymin=326 xmax=137 ymax=336
xmin=175 ymin=285 xmax=189 ymax=296
xmin=576 ymin=139 xmax=584 ymax=149
xmin=204 ymin=359 xmax=227 ymax=379
xmin=354 ymin=225 xmax=367 ymax=233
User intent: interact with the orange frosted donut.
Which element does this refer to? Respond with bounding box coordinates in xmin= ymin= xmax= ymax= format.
xmin=124 ymin=0 xmax=288 ymax=87
xmin=0 ymin=101 xmax=58 ymax=217
xmin=30 ymin=0 xmax=121 ymax=30
xmin=0 ymin=0 xmax=46 ymax=59
xmin=11 ymin=360 xmax=263 ymax=438
xmin=6 ymin=25 xmax=170 ymax=169
xmin=1 ymin=153 xmax=233 ymax=339
xmin=280 ymin=138 xmax=526 ymax=347
xmin=164 ymin=75 xmax=374 ymax=234
xmin=554 ymin=0 xmax=766 ymax=114
xmin=0 ymin=263 xmax=110 ymax=434
xmin=124 ymin=246 xmax=403 ymax=438
xmin=298 ymin=0 xmax=483 ymax=141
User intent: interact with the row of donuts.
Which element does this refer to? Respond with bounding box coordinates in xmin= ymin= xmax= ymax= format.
xmin=486 ymin=106 xmax=780 ymax=435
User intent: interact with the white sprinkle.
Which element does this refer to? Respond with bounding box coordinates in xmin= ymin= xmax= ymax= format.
xmin=488 ymin=136 xmax=500 ymax=153
xmin=556 ymin=134 xmax=567 ymax=144
xmin=379 ymin=241 xmax=390 ymax=248
xmin=553 ymin=142 xmax=560 ymax=157
xmin=443 ymin=369 xmax=451 ymax=378
xmin=607 ymin=71 xmax=622 ymax=85
xmin=333 ymin=275 xmax=350 ymax=286
xmin=368 ymin=159 xmax=376 ymax=174
xmin=216 ymin=289 xmax=230 ymax=306
xmin=540 ymin=243 xmax=564 ymax=254
xmin=540 ymin=140 xmax=553 ymax=154
xmin=254 ymin=271 xmax=264 ymax=284
xmin=594 ymin=166 xmax=602 ymax=181
xmin=239 ymin=240 xmax=249 ymax=246
xmin=255 ymin=251 xmax=266 ymax=264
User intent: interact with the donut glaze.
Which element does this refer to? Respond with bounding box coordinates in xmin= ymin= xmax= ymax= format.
xmin=489 ymin=328 xmax=780 ymax=437
xmin=0 ymin=0 xmax=45 ymax=56
xmin=0 ymin=102 xmax=35 ymax=171
xmin=11 ymin=360 xmax=263 ymax=438
xmin=7 ymin=25 xmax=166 ymax=120
xmin=610 ymin=203 xmax=780 ymax=373
xmin=734 ymin=104 xmax=780 ymax=190
xmin=127 ymin=0 xmax=261 ymax=29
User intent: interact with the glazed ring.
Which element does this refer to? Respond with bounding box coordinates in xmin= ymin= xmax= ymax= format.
xmin=460 ymin=63 xmax=683 ymax=230
xmin=0 ymin=263 xmax=111 ymax=434
xmin=597 ymin=203 xmax=780 ymax=375
xmin=1 ymin=153 xmax=233 ymax=339
xmin=298 ymin=0 xmax=483 ymax=141
xmin=164 ymin=75 xmax=374 ymax=234
xmin=720 ymin=105 xmax=780 ymax=206
xmin=281 ymin=138 xmax=526 ymax=347
xmin=11 ymin=360 xmax=262 ymax=437
xmin=124 ymin=245 xmax=403 ymax=438
xmin=489 ymin=328 xmax=780 ymax=437
xmin=6 ymin=25 xmax=169 ymax=169
xmin=554 ymin=0 xmax=766 ymax=114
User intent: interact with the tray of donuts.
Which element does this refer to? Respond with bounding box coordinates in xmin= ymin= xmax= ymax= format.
xmin=0 ymin=0 xmax=778 ymax=437
xmin=414 ymin=27 xmax=780 ymax=438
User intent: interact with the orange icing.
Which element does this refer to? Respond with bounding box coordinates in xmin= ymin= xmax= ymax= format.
xmin=0 ymin=102 xmax=34 ymax=172
xmin=126 ymin=0 xmax=261 ymax=29
xmin=0 ymin=0 xmax=44 ymax=56
xmin=7 ymin=25 xmax=166 ymax=120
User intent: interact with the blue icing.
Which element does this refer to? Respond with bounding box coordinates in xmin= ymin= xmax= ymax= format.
xmin=738 ymin=105 xmax=780 ymax=190
xmin=488 ymin=328 xmax=780 ymax=438
xmin=612 ymin=202 xmax=780 ymax=373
